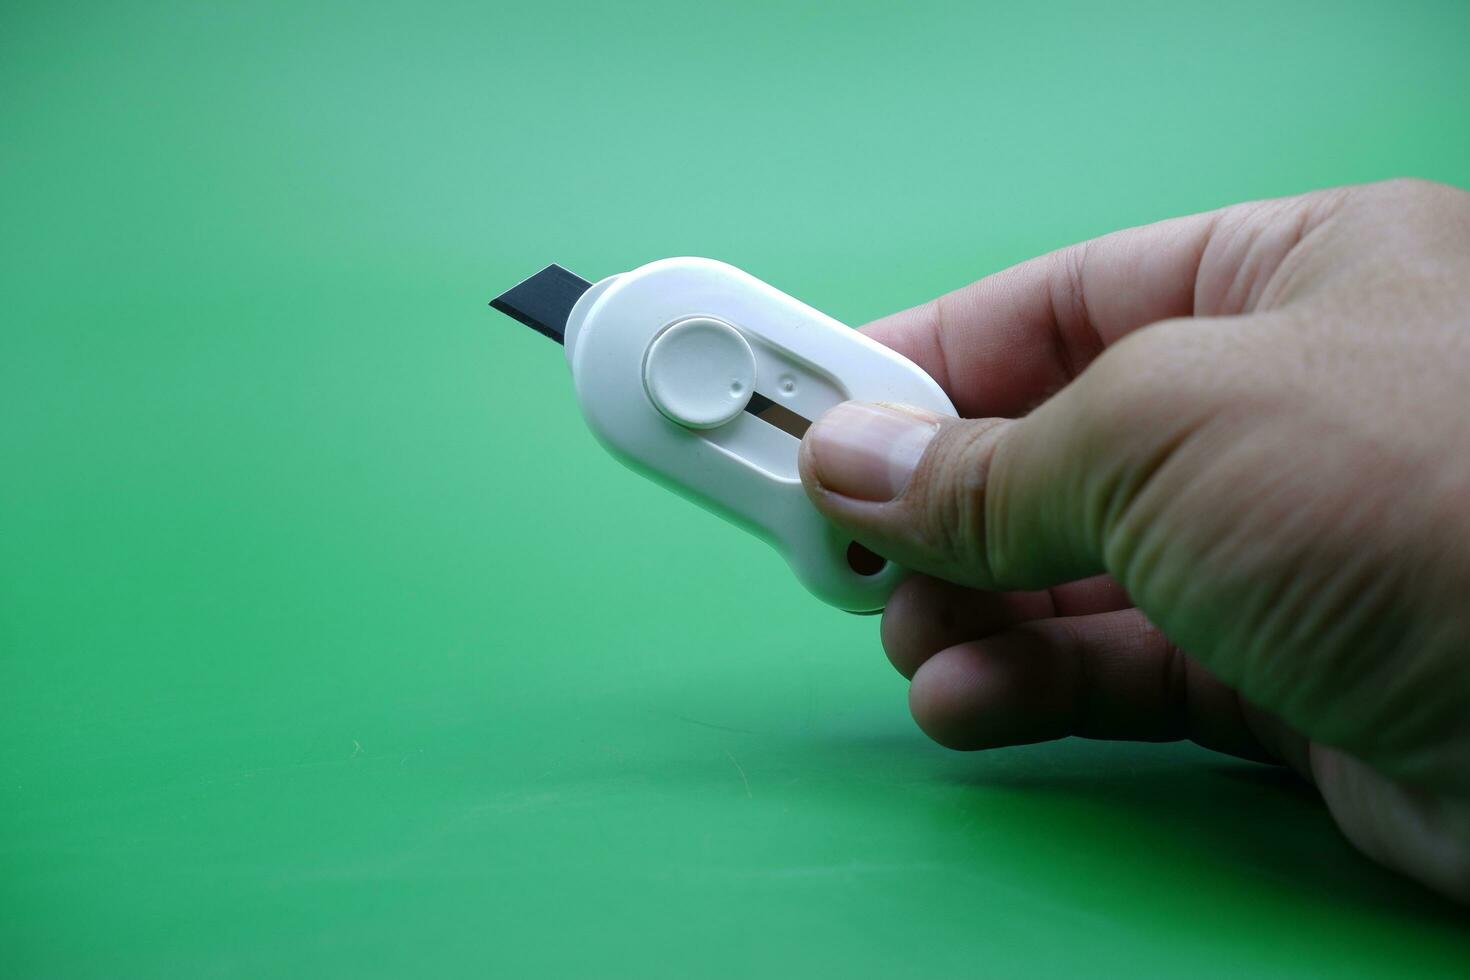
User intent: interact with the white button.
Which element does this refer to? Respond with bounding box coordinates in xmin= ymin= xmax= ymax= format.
xmin=642 ymin=317 xmax=757 ymax=429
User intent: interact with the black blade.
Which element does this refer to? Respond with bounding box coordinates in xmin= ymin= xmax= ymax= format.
xmin=489 ymin=264 xmax=593 ymax=344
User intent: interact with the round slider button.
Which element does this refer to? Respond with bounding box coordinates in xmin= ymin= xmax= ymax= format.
xmin=642 ymin=317 xmax=757 ymax=429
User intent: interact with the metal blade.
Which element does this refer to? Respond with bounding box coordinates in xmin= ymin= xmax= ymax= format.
xmin=744 ymin=392 xmax=811 ymax=438
xmin=489 ymin=264 xmax=593 ymax=344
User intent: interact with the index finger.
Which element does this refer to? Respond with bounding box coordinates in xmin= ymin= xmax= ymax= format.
xmin=861 ymin=206 xmax=1237 ymax=418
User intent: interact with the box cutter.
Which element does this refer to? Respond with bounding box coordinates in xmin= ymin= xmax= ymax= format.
xmin=490 ymin=257 xmax=956 ymax=612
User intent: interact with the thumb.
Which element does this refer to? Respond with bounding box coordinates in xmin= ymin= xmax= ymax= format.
xmin=798 ymin=325 xmax=1215 ymax=593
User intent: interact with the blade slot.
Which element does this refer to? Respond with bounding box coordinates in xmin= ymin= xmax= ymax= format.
xmin=744 ymin=393 xmax=812 ymax=440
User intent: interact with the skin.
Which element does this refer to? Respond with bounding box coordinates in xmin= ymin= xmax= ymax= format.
xmin=797 ymin=179 xmax=1470 ymax=902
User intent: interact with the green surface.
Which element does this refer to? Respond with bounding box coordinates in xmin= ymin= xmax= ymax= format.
xmin=4 ymin=1 xmax=1469 ymax=976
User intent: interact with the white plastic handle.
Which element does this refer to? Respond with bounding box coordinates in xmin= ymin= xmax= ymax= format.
xmin=564 ymin=258 xmax=956 ymax=612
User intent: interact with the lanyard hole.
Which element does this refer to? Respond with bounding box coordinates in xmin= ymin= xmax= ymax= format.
xmin=846 ymin=542 xmax=887 ymax=577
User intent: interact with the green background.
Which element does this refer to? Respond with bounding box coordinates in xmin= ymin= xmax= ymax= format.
xmin=4 ymin=0 xmax=1469 ymax=975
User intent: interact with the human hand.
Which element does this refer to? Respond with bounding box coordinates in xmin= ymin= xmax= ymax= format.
xmin=798 ymin=179 xmax=1470 ymax=901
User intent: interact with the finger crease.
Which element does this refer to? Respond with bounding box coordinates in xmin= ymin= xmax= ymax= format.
xmin=928 ymin=294 xmax=959 ymax=396
xmin=1045 ymin=242 xmax=1104 ymax=383
xmin=1161 ymin=638 xmax=1191 ymax=742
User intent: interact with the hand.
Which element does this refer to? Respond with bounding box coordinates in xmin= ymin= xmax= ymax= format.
xmin=798 ymin=179 xmax=1470 ymax=902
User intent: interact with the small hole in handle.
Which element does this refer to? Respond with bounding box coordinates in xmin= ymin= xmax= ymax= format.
xmin=846 ymin=542 xmax=887 ymax=577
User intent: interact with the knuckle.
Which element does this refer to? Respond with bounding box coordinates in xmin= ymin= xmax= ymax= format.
xmin=909 ymin=419 xmax=1007 ymax=583
xmin=1363 ymin=177 xmax=1470 ymax=220
xmin=1373 ymin=175 xmax=1453 ymax=200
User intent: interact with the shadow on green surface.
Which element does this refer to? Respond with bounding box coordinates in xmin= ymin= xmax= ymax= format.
xmin=843 ymin=734 xmax=1466 ymax=928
